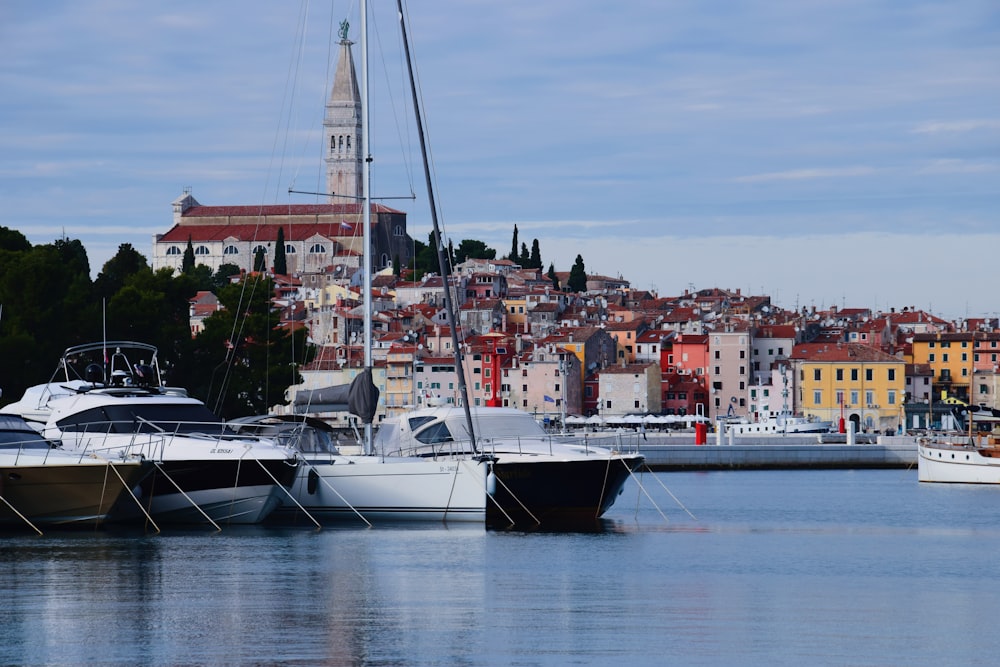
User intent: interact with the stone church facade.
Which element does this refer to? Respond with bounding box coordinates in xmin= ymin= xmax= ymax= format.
xmin=152 ymin=32 xmax=412 ymax=278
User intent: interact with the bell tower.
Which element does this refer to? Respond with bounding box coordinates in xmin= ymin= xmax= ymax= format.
xmin=323 ymin=20 xmax=363 ymax=202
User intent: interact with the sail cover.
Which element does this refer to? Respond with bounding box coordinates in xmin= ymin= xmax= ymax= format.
xmin=292 ymin=385 xmax=350 ymax=412
xmin=348 ymin=368 xmax=380 ymax=424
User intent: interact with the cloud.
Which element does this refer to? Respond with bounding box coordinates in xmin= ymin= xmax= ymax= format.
xmin=734 ymin=167 xmax=878 ymax=184
xmin=912 ymin=119 xmax=1000 ymax=134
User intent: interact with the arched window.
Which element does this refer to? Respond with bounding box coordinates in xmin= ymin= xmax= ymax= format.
xmin=223 ymin=245 xmax=239 ymax=255
xmin=380 ymin=253 xmax=390 ymax=268
xmin=330 ymin=136 xmax=336 ymax=155
xmin=394 ymin=225 xmax=403 ymax=237
xmin=252 ymin=245 xmax=268 ymax=255
xmin=338 ymin=136 xmax=344 ymax=151
xmin=309 ymin=244 xmax=327 ymax=254
xmin=285 ymin=244 xmax=297 ymax=254
xmin=165 ymin=246 xmax=182 ymax=255
xmin=346 ymin=135 xmax=351 ymax=151
xmin=195 ymin=246 xmax=210 ymax=255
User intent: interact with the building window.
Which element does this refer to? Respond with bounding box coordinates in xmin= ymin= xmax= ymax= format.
xmin=888 ymin=368 xmax=896 ymax=381
xmin=866 ymin=369 xmax=873 ymax=382
xmin=813 ymin=390 xmax=822 ymax=405
xmin=813 ymin=369 xmax=822 ymax=381
xmin=309 ymin=244 xmax=327 ymax=254
xmin=394 ymin=225 xmax=403 ymax=237
xmin=285 ymin=244 xmax=297 ymax=254
xmin=166 ymin=246 xmax=182 ymax=256
xmin=866 ymin=390 xmax=874 ymax=405
xmin=850 ymin=390 xmax=859 ymax=405
xmin=195 ymin=246 xmax=210 ymax=255
xmin=252 ymin=245 xmax=268 ymax=255
xmin=223 ymin=245 xmax=239 ymax=255
xmin=836 ymin=369 xmax=844 ymax=381
xmin=888 ymin=390 xmax=896 ymax=405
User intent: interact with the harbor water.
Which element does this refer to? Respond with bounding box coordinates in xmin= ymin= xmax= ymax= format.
xmin=4 ymin=468 xmax=1000 ymax=666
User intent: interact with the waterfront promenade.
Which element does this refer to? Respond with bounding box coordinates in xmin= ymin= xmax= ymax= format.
xmin=567 ymin=430 xmax=918 ymax=471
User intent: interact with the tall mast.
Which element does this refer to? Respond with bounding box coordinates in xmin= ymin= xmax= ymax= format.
xmin=360 ymin=0 xmax=374 ymax=453
xmin=395 ymin=0 xmax=477 ymax=452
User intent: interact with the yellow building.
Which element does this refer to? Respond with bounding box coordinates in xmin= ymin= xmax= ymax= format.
xmin=910 ymin=332 xmax=995 ymax=404
xmin=791 ymin=342 xmax=905 ymax=433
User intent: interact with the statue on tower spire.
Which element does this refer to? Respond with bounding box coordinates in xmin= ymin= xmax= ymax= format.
xmin=339 ymin=19 xmax=349 ymax=41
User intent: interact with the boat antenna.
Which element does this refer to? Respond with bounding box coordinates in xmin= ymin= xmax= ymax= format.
xmin=395 ymin=0 xmax=477 ymax=453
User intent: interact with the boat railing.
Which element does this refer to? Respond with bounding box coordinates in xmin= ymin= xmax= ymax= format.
xmin=380 ymin=430 xmax=642 ymax=459
xmin=57 ymin=419 xmax=283 ymax=462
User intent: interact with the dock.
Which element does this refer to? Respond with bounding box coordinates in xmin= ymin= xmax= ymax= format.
xmin=569 ymin=431 xmax=918 ymax=471
xmin=637 ymin=433 xmax=917 ymax=470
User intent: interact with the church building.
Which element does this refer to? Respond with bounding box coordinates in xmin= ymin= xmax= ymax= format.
xmin=152 ymin=27 xmax=413 ymax=279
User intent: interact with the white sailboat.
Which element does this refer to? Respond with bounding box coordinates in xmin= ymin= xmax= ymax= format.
xmin=266 ymin=5 xmax=489 ymax=525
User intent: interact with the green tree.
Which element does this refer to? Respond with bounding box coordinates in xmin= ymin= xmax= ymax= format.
xmin=547 ymin=262 xmax=560 ymax=290
xmin=274 ymin=227 xmax=287 ymax=275
xmin=183 ymin=275 xmax=310 ymax=418
xmin=0 ymin=238 xmax=99 ymax=404
xmin=454 ymin=239 xmax=496 ymax=264
xmin=182 ymin=236 xmax=195 ymax=274
xmin=529 ymin=239 xmax=542 ymax=269
xmin=519 ymin=242 xmax=529 ymax=267
xmin=105 ymin=267 xmax=198 ymax=364
xmin=568 ymin=254 xmax=587 ymax=293
xmin=94 ymin=243 xmax=149 ymax=299
xmin=253 ymin=246 xmax=267 ymax=272
xmin=213 ymin=263 xmax=242 ymax=289
xmin=508 ymin=224 xmax=519 ymax=263
xmin=0 ymin=226 xmax=31 ymax=252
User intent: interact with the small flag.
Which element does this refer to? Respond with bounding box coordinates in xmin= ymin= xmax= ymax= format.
xmin=544 ymin=395 xmax=555 ymax=403
xmin=340 ymin=221 xmax=352 ymax=230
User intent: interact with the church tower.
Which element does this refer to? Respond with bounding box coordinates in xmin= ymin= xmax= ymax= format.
xmin=324 ymin=21 xmax=363 ymax=202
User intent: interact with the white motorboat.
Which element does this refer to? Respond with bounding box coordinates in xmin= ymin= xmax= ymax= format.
xmin=374 ymin=406 xmax=644 ymax=528
xmin=0 ymin=413 xmax=150 ymax=530
xmin=5 ymin=342 xmax=299 ymax=526
xmin=917 ymin=431 xmax=1000 ymax=484
xmin=726 ymin=409 xmax=832 ymax=436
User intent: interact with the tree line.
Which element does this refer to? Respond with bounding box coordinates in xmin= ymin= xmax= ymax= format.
xmin=400 ymin=224 xmax=589 ymax=293
xmin=0 ymin=228 xmax=307 ymax=418
xmin=0 ymin=225 xmax=588 ymax=415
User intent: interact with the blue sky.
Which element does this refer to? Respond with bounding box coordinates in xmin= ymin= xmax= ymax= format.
xmin=1 ymin=1 xmax=998 ymax=320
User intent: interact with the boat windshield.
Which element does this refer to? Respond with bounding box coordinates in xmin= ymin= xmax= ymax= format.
xmin=0 ymin=415 xmax=50 ymax=449
xmin=57 ymin=403 xmax=235 ymax=436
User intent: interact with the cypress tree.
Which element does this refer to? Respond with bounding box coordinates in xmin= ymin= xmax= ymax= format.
xmin=508 ymin=224 xmax=519 ymax=263
xmin=274 ymin=227 xmax=287 ymax=275
xmin=182 ymin=235 xmax=195 ymax=274
xmin=529 ymin=239 xmax=542 ymax=269
xmin=568 ymin=254 xmax=587 ymax=292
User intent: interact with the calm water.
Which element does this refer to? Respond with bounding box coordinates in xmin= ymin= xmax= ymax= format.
xmin=4 ymin=469 xmax=1000 ymax=666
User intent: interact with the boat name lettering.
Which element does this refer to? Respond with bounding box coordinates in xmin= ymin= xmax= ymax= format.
xmin=210 ymin=448 xmax=234 ymax=454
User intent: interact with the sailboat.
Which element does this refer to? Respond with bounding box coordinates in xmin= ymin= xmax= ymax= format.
xmin=264 ymin=4 xmax=489 ymax=525
xmin=374 ymin=1 xmax=645 ymax=529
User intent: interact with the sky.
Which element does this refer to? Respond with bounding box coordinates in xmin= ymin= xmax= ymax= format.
xmin=1 ymin=1 xmax=998 ymax=321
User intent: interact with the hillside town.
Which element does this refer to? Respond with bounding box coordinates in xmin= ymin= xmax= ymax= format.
xmin=176 ymin=252 xmax=995 ymax=436
xmin=147 ymin=28 xmax=998 ymax=437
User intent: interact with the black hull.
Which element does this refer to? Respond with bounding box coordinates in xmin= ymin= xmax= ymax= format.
xmin=486 ymin=455 xmax=643 ymax=529
xmin=139 ymin=459 xmax=298 ymax=499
